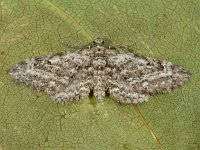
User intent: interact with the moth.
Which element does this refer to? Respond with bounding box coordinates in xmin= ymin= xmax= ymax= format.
xmin=8 ymin=38 xmax=191 ymax=104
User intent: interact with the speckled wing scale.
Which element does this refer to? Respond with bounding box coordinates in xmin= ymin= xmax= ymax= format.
xmin=8 ymin=38 xmax=191 ymax=104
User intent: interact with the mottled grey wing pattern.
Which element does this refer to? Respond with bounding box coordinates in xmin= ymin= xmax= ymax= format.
xmin=8 ymin=38 xmax=191 ymax=104
xmin=106 ymin=50 xmax=191 ymax=103
xmin=8 ymin=51 xmax=93 ymax=103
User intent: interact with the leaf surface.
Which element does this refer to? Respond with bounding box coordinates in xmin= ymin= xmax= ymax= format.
xmin=0 ymin=0 xmax=199 ymax=149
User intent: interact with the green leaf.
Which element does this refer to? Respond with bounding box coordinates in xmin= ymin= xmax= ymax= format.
xmin=0 ymin=0 xmax=199 ymax=149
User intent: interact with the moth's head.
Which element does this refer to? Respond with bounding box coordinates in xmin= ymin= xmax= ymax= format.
xmin=93 ymin=37 xmax=104 ymax=46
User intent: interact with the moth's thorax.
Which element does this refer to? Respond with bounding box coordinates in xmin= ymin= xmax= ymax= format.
xmin=91 ymin=42 xmax=107 ymax=70
xmin=92 ymin=45 xmax=105 ymax=57
xmin=92 ymin=57 xmax=107 ymax=70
